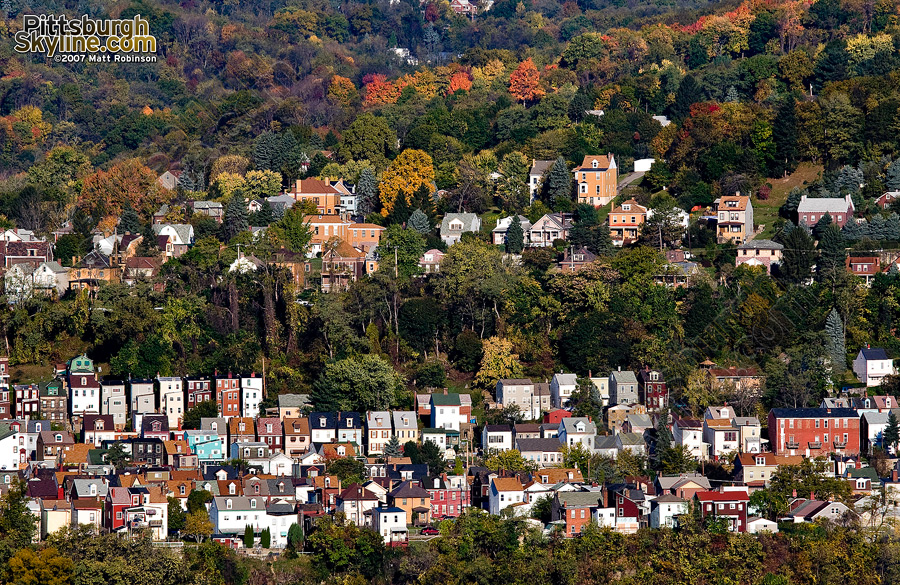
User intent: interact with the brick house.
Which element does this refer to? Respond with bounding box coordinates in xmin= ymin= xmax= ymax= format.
xmin=694 ymin=490 xmax=749 ymax=532
xmin=767 ymin=408 xmax=860 ymax=456
xmin=573 ymin=154 xmax=618 ymax=207
xmin=637 ymin=367 xmax=668 ymax=412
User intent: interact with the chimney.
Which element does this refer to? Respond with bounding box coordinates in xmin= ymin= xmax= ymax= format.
xmin=893 ymin=469 xmax=898 ymax=482
xmin=792 ymin=489 xmax=797 ymax=498
xmin=809 ymin=491 xmax=815 ymax=500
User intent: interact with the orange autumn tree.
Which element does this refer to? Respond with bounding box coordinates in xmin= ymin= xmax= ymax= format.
xmin=447 ymin=71 xmax=473 ymax=94
xmin=508 ymin=58 xmax=544 ymax=104
xmin=363 ymin=74 xmax=403 ymax=107
xmin=80 ymin=158 xmax=165 ymax=221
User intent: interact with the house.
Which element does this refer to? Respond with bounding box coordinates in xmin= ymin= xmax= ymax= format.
xmin=528 ymin=213 xmax=572 ymax=247
xmin=431 ymin=393 xmax=465 ymax=431
xmin=157 ymin=170 xmax=181 ymax=190
xmin=309 ymin=412 xmax=337 ymax=444
xmin=482 ymin=424 xmax=514 ymax=454
xmin=284 ymin=418 xmax=311 ymax=458
xmin=122 ymin=257 xmax=160 ymax=286
xmin=853 ymin=347 xmax=896 ymax=387
xmin=100 ymin=379 xmax=127 ymax=429
xmin=388 ymin=481 xmax=431 ymax=525
xmin=550 ymin=373 xmax=578 ymax=409
xmin=861 ymin=411 xmax=890 ymax=454
xmin=418 ymin=249 xmax=445 ymax=274
xmin=559 ymin=417 xmax=596 ymax=450
xmin=702 ymin=418 xmax=740 ymax=460
xmin=492 ymin=215 xmax=532 ymax=246
xmin=184 ymin=429 xmax=226 ymax=464
xmin=257 ymin=418 xmax=284 ymax=453
xmin=215 ymin=373 xmax=241 ymax=419
xmin=796 ymin=194 xmax=854 ymax=228
xmin=528 ymin=160 xmax=555 ymax=200
xmin=573 ymin=154 xmax=618 ymax=207
xmin=307 ymin=215 xmax=351 ymax=256
xmin=655 ymin=473 xmax=711 ymax=500
xmin=165 ymin=440 xmax=196 ymax=469
xmin=876 ymin=191 xmax=900 ymax=209
xmin=488 ymin=477 xmax=525 ymax=516
xmin=0 ymin=356 xmax=8 ymax=388
xmin=616 ymin=432 xmax=647 ymax=456
xmin=650 ymin=494 xmax=687 ymax=528
xmin=39 ymin=380 xmax=67 ymax=423
xmin=68 ymin=371 xmax=100 ymax=420
xmin=284 ymin=178 xmax=343 ymax=215
xmin=425 ymin=474 xmax=470 ymax=518
xmin=637 ymin=367 xmax=667 ymax=411
xmin=0 ymin=422 xmax=22 ymax=470
xmin=608 ymin=200 xmax=647 ymax=246
xmin=82 ymin=414 xmax=116 ymax=446
xmin=209 ymin=496 xmax=268 ymax=539
xmin=733 ymin=416 xmax=763 ymax=453
xmin=320 ymin=240 xmax=367 ymax=292
xmin=4 ymin=261 xmax=68 ymax=302
xmin=278 ymin=394 xmax=310 ymax=419
xmin=151 ymin=224 xmax=194 ymax=257
xmin=715 ymin=194 xmax=754 ymax=244
xmin=622 ymin=413 xmax=653 ymax=435
xmin=673 ymin=416 xmax=706 ymax=460
xmin=392 ymin=411 xmax=418 ymax=444
xmin=188 ymin=200 xmax=225 ymax=222
xmin=0 ymin=240 xmax=53 ymax=270
xmin=372 ymin=506 xmax=408 ymax=545
xmin=694 ymin=490 xmax=749 ymax=532
xmin=157 ymin=376 xmax=184 ymax=428
xmin=335 ymin=412 xmax=362 ymax=444
xmin=337 ymin=483 xmax=379 ymax=526
xmin=68 ymin=250 xmax=118 ymax=292
xmin=735 ymin=240 xmax=783 ymax=274
xmin=707 ymin=366 xmax=763 ymax=400
xmin=496 ymin=379 xmax=544 ymax=420
xmin=847 ymin=256 xmax=881 ymax=285
xmin=240 ymin=373 xmax=264 ymax=419
xmin=515 ymin=438 xmax=563 ymax=467
xmin=609 ymin=369 xmax=639 ymax=406
xmin=366 ymin=411 xmax=392 ymax=456
xmin=551 ymin=491 xmax=603 ymax=536
xmin=746 ymin=516 xmax=779 ymax=533
xmin=440 ymin=213 xmax=482 ymax=246
xmin=36 ymin=430 xmax=75 ymax=461
xmin=558 ymin=247 xmax=597 ymax=272
xmin=767 ymin=408 xmax=860 ymax=456
xmin=789 ymin=499 xmax=853 ymax=523
xmin=346 ymin=223 xmax=384 ymax=252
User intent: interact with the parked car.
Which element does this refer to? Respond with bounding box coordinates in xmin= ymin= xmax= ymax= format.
xmin=421 ymin=526 xmax=440 ymax=535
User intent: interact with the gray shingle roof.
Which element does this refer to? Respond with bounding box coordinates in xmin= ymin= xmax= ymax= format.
xmin=440 ymin=213 xmax=479 ymax=235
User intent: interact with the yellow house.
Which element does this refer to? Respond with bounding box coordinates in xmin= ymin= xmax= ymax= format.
xmin=574 ymin=154 xmax=618 ymax=207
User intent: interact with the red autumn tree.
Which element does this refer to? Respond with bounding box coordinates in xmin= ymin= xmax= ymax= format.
xmin=508 ymin=58 xmax=544 ymax=104
xmin=447 ymin=71 xmax=473 ymax=94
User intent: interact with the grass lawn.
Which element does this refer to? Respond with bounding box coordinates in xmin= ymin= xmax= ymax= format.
xmin=754 ymin=163 xmax=823 ymax=239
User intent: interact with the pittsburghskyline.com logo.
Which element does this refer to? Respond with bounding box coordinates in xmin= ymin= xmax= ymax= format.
xmin=13 ymin=14 xmax=159 ymax=63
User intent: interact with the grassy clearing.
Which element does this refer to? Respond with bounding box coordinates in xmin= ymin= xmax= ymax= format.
xmin=754 ymin=163 xmax=824 ymax=239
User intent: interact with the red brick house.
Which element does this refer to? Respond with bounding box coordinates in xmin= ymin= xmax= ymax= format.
xmin=215 ymin=373 xmax=240 ymax=419
xmin=552 ymin=491 xmax=602 ymax=536
xmin=185 ymin=376 xmax=213 ymax=409
xmin=425 ymin=474 xmax=471 ymax=518
xmin=257 ymin=417 xmax=284 ymax=452
xmin=637 ymin=367 xmax=668 ymax=412
xmin=767 ymin=408 xmax=860 ymax=456
xmin=694 ymin=490 xmax=749 ymax=532
xmin=543 ymin=409 xmax=572 ymax=425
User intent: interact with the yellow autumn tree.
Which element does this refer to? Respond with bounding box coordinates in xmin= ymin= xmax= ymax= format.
xmin=475 ymin=336 xmax=524 ymax=389
xmin=378 ymin=149 xmax=435 ymax=215
xmin=328 ymin=75 xmax=358 ymax=106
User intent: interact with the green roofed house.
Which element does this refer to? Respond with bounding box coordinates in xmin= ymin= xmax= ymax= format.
xmin=422 ymin=427 xmax=460 ymax=449
xmin=430 ymin=392 xmax=464 ymax=431
xmin=68 ymin=354 xmax=94 ymax=375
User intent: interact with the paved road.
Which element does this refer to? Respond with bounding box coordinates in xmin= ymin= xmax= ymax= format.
xmin=617 ymin=171 xmax=645 ymax=193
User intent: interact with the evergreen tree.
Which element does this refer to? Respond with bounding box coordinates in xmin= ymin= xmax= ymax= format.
xmin=287 ymin=523 xmax=303 ymax=551
xmin=778 ymin=225 xmax=815 ymax=283
xmin=356 ymin=167 xmax=378 ymax=215
xmin=119 ymin=205 xmax=141 ymax=234
xmin=825 ymin=308 xmax=846 ymax=372
xmin=834 ymin=165 xmax=863 ymax=194
xmin=813 ymin=212 xmax=833 ymax=239
xmin=842 ymin=219 xmax=864 ymax=240
xmin=407 ymin=208 xmax=431 ymax=234
xmin=773 ymin=96 xmax=798 ymax=177
xmin=387 ymin=190 xmax=411 ymax=225
xmin=671 ymin=75 xmax=703 ymax=121
xmin=541 ymin=156 xmax=572 ymax=209
xmin=251 ymin=201 xmax=275 ymax=226
xmin=652 ymin=414 xmax=673 ymax=470
xmin=725 ymin=86 xmax=740 ymax=102
xmin=244 ymin=524 xmax=254 ymax=548
xmin=253 ymin=132 xmax=280 ymax=171
xmin=223 ymin=196 xmax=249 ymax=241
xmin=593 ymin=222 xmax=615 ymax=255
xmin=506 ymin=217 xmax=525 ymax=254
xmin=817 ymin=224 xmax=846 ymax=282
xmin=260 ymin=527 xmax=271 ymax=549
xmin=383 ymin=435 xmax=402 ymax=459
xmin=884 ymin=412 xmax=900 ymax=453
xmin=887 ymin=159 xmax=900 ymax=191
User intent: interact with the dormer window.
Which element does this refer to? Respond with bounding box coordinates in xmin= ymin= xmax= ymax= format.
xmin=239 ymin=422 xmax=245 ymax=432
xmin=81 ymin=377 xmax=86 ymax=386
xmin=591 ymin=160 xmax=598 ymax=168
xmin=266 ymin=424 xmax=273 ymax=433
xmin=319 ymin=418 xmax=326 ymax=428
xmin=250 ymin=499 xmax=256 ymax=509
xmin=346 ymin=419 xmax=352 ymax=428
xmin=229 ymin=483 xmax=236 ymax=495
xmin=226 ymin=499 xmax=232 ymax=510
xmin=55 ymin=434 xmax=62 ymax=442
xmin=180 ymin=485 xmax=186 ymax=495
xmin=211 ymin=422 xmax=217 ymax=431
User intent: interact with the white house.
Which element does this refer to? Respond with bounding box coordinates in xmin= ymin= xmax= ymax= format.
xmin=240 ymin=374 xmax=264 ymax=419
xmin=650 ymin=494 xmax=687 ymax=528
xmin=0 ymin=422 xmax=22 ymax=470
xmin=440 ymin=213 xmax=482 ymax=246
xmin=550 ymin=373 xmax=578 ymax=409
xmin=264 ymin=500 xmax=297 ymax=547
xmin=528 ymin=160 xmax=554 ymax=201
xmin=488 ymin=477 xmax=525 ymax=516
xmin=372 ymin=506 xmax=408 ymax=545
xmin=100 ymin=381 xmax=127 ymax=429
xmin=157 ymin=376 xmax=184 ymax=428
xmin=703 ymin=418 xmax=740 ymax=459
xmin=210 ymin=496 xmax=268 ymax=539
xmin=673 ymin=417 xmax=706 ymax=461
xmin=482 ymin=424 xmax=514 ymax=454
xmin=491 ymin=215 xmax=533 ymax=246
xmin=559 ymin=417 xmax=596 ymax=450
xmin=430 ymin=393 xmax=464 ymax=431
xmin=366 ymin=411 xmax=392 ymax=456
xmin=853 ymin=347 xmax=896 ymax=387
xmin=495 ymin=379 xmax=543 ymax=420
xmin=747 ymin=516 xmax=779 ymax=533
xmin=309 ymin=412 xmax=337 ymax=443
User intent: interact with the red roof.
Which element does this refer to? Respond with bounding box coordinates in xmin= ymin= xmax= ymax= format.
xmin=695 ymin=490 xmax=749 ymax=502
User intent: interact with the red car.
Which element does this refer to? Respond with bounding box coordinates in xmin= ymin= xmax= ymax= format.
xmin=421 ymin=526 xmax=440 ymax=536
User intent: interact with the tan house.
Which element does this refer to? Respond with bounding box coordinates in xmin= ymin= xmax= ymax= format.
xmin=284 ymin=417 xmax=311 ymax=458
xmin=321 ymin=240 xmax=367 ymax=292
xmin=69 ymin=251 xmax=119 ymax=292
xmin=307 ymin=215 xmax=351 ymax=255
xmin=388 ymin=480 xmax=432 ymax=525
xmin=346 ymin=223 xmax=385 ymax=252
xmin=716 ymin=194 xmax=754 ymax=244
xmin=733 ymin=452 xmax=804 ymax=489
xmin=608 ymin=200 xmax=648 ymax=246
xmin=574 ymin=154 xmax=618 ymax=207
xmin=285 ymin=178 xmax=343 ymax=215
xmin=735 ymin=240 xmax=783 ymax=274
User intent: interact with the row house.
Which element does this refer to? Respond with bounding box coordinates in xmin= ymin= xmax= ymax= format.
xmin=733 ymin=453 xmax=804 ymax=489
xmin=101 ymin=379 xmax=127 ymax=430
xmin=277 ymin=394 xmax=310 ymax=419
xmin=366 ymin=411 xmax=392 ymax=456
xmin=215 ymin=373 xmax=241 ymax=419
xmin=767 ymin=408 xmax=861 ymax=456
xmin=229 ymin=417 xmax=256 ymax=443
xmin=14 ymin=384 xmax=40 ymax=419
xmin=82 ymin=415 xmax=116 ymax=447
xmin=130 ymin=379 xmax=156 ymax=415
xmin=284 ymin=418 xmax=311 ymax=458
xmin=0 ymin=383 xmax=11 ymax=419
xmin=494 ymin=379 xmax=550 ymax=421
xmin=393 ymin=411 xmax=419 ymax=444
xmin=695 ymin=490 xmax=749 ymax=532
xmin=426 ymin=474 xmax=470 ymax=518
xmin=257 ymin=418 xmax=283 ymax=452
xmin=0 ymin=356 xmax=8 ymax=387
xmin=609 ymin=369 xmax=639 ymax=406
xmin=185 ymin=376 xmax=213 ymax=409
xmin=39 ymin=380 xmax=67 ymax=422
xmin=241 ymin=374 xmax=264 ymax=419
xmin=550 ymin=373 xmax=577 ymax=409
xmin=157 ymin=376 xmax=184 ymax=429
xmin=637 ymin=367 xmax=667 ymax=412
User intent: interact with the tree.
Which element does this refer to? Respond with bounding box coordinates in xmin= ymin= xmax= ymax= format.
xmin=506 ymin=217 xmax=524 ymax=254
xmin=119 ymin=205 xmax=142 ymax=234
xmin=541 ymin=156 xmax=572 ymax=209
xmin=378 ymin=224 xmax=426 ymax=279
xmin=260 ymin=527 xmax=271 ymax=549
xmin=886 ymin=159 xmax=900 ymax=191
xmin=338 ymin=113 xmax=396 ymax=170
xmin=0 ymin=479 xmax=36 ymax=565
xmin=778 ymin=225 xmax=815 ymax=284
xmin=639 ymin=195 xmax=685 ymax=249
xmin=80 ymin=158 xmax=165 ymax=220
xmin=210 ymin=154 xmax=249 ymax=183
xmin=105 ymin=442 xmax=131 ymax=469
xmin=312 ymin=354 xmax=404 ymax=411
xmin=817 ymin=223 xmax=846 ymax=283
xmin=671 ymin=75 xmax=703 ymax=121
xmin=484 ymin=449 xmax=536 ymax=472
xmin=660 ymin=445 xmax=698 ymax=475
xmin=509 ymin=58 xmax=544 ymax=104
xmin=773 ymin=96 xmax=799 ymax=177
xmin=186 ymin=489 xmax=213 ymax=514
xmin=407 ymin=208 xmax=431 ymax=234
xmin=6 ymin=547 xmax=73 ymax=585
xmin=420 ymin=440 xmax=445 ymax=475
xmin=474 ymin=336 xmax=524 ymax=389
xmin=383 ymin=435 xmax=402 ymax=459
xmin=885 ymin=412 xmax=900 ymax=454
xmin=326 ymin=457 xmax=367 ymax=485
xmin=244 ymin=524 xmax=255 ymax=548
xmin=168 ymin=497 xmax=186 ymax=534
xmin=287 ymin=523 xmax=303 ymax=552
xmin=498 ymin=152 xmax=530 ymax=212
xmin=356 ymin=167 xmax=378 ymax=215
xmin=271 ymin=203 xmax=313 ymax=254
xmin=825 ymin=308 xmax=846 ymax=372
xmin=222 ymin=196 xmax=248 ymax=241
xmin=379 ymin=150 xmax=435 ymax=215
xmin=530 ymin=494 xmax=553 ymax=523
xmin=183 ymin=509 xmax=213 ymax=543
xmin=182 ymin=400 xmax=218 ymax=430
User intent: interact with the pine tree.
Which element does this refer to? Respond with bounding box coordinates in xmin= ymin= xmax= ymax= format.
xmin=119 ymin=205 xmax=142 ymax=234
xmin=243 ymin=525 xmax=254 ymax=548
xmin=825 ymin=308 xmax=846 ymax=372
xmin=652 ymin=415 xmax=673 ymax=470
xmin=842 ymin=219 xmax=864 ymax=241
xmin=773 ymin=96 xmax=798 ymax=177
xmin=506 ymin=217 xmax=524 ymax=254
xmin=671 ymin=75 xmax=703 ymax=121
xmin=725 ymin=86 xmax=740 ymax=102
xmin=260 ymin=527 xmax=271 ymax=549
xmin=813 ymin=212 xmax=833 ymax=239
xmin=223 ymin=196 xmax=249 ymax=241
xmin=253 ymin=132 xmax=280 ymax=171
xmin=388 ymin=190 xmax=411 ymax=225
xmin=287 ymin=523 xmax=303 ymax=550
xmin=383 ymin=435 xmax=402 ymax=459
xmin=835 ymin=165 xmax=863 ymax=194
xmin=885 ymin=412 xmax=900 ymax=453
xmin=542 ymin=156 xmax=572 ymax=208
xmin=356 ymin=167 xmax=378 ymax=215
xmin=779 ymin=225 xmax=815 ymax=283
xmin=887 ymin=159 xmax=900 ymax=191
xmin=407 ymin=208 xmax=431 ymax=234
xmin=593 ymin=222 xmax=614 ymax=256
